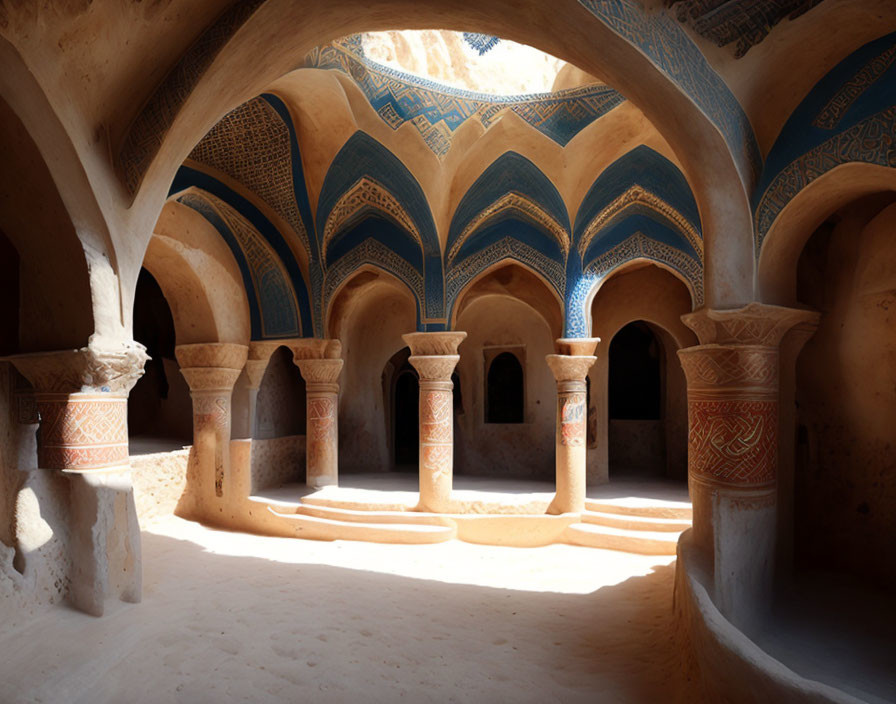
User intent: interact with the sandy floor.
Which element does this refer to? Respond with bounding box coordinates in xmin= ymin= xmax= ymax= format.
xmin=0 ymin=517 xmax=696 ymax=704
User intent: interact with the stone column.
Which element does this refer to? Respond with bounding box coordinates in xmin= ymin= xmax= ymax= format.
xmin=403 ymin=332 xmax=466 ymax=513
xmin=175 ymin=343 xmax=248 ymax=510
xmin=678 ymin=304 xmax=818 ymax=627
xmin=8 ymin=342 xmax=148 ymax=616
xmin=294 ymin=354 xmax=343 ymax=489
xmin=237 ymin=342 xmax=280 ymax=439
xmin=546 ymin=338 xmax=599 ymax=514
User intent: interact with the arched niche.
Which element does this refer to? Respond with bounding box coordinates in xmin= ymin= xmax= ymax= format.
xmin=128 ymin=269 xmax=193 ymax=455
xmin=789 ymin=196 xmax=896 ymax=589
xmin=255 ymin=346 xmax=306 ymax=441
xmin=588 ymin=261 xmax=696 ymax=485
xmin=327 ymin=267 xmax=418 ymax=475
xmin=0 ymin=95 xmax=93 ymax=352
xmin=757 ymin=163 xmax=896 ymax=306
xmin=453 ymin=263 xmax=558 ymax=481
xmin=451 ymin=261 xmax=564 ymax=341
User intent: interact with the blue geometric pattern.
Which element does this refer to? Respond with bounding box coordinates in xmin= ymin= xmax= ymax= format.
xmin=564 ymin=146 xmax=704 ymax=336
xmin=463 ymin=33 xmax=501 ymax=55
xmin=176 ymin=192 xmax=301 ymax=340
xmin=577 ymin=0 xmax=761 ymax=188
xmin=170 ymin=166 xmax=313 ymax=339
xmin=316 ymin=132 xmax=444 ymax=329
xmin=673 ymin=0 xmax=825 ymax=59
xmin=306 ymin=39 xmax=625 ymax=159
xmin=754 ymin=31 xmax=896 ymax=252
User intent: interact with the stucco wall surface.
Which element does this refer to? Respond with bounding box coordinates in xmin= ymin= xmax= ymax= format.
xmin=131 ymin=449 xmax=190 ymax=523
xmin=795 ymin=201 xmax=896 ymax=587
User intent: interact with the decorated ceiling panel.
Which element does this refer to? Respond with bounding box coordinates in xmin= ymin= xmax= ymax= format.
xmin=316 ymin=131 xmax=444 ymax=329
xmin=754 ymin=31 xmax=896 ymax=252
xmin=305 ymin=37 xmax=626 ymax=160
xmin=170 ymin=166 xmax=314 ymax=338
xmin=578 ymin=0 xmax=761 ymax=187
xmin=671 ymin=0 xmax=826 ymax=58
xmin=186 ymin=93 xmax=315 ymax=258
xmin=176 ymin=192 xmax=301 ymax=340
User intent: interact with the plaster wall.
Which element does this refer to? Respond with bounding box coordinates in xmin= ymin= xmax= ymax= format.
xmin=332 ymin=274 xmax=417 ymax=474
xmin=454 ymin=295 xmax=555 ymax=480
xmin=131 ymin=449 xmax=190 ymax=523
xmin=794 ymin=200 xmax=896 ymax=587
xmin=0 ymin=363 xmax=72 ymax=626
xmin=249 ymin=435 xmax=306 ymax=494
xmin=255 ymin=346 xmax=306 ymax=441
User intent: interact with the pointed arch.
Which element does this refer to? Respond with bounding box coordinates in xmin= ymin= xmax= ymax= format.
xmin=316 ymin=131 xmax=443 ymax=322
xmin=145 ymin=200 xmax=251 ymax=345
xmin=170 ymin=166 xmax=313 ymax=337
xmin=448 ymin=152 xmax=571 ymax=267
xmin=175 ymin=190 xmax=301 ymax=340
xmin=450 ymin=259 xmax=564 ymax=340
xmin=754 ymin=31 xmax=896 ymax=254
xmin=570 ymin=145 xmax=704 ymax=324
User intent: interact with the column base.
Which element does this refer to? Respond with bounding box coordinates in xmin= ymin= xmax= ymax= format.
xmin=66 ymin=468 xmax=142 ymax=617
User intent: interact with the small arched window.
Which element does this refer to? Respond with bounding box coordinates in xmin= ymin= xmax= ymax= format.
xmin=486 ymin=352 xmax=524 ymax=424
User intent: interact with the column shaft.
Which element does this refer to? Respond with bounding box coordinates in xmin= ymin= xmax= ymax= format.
xmin=679 ymin=304 xmax=818 ymax=627
xmin=546 ymin=351 xmax=597 ymax=514
xmin=404 ymin=332 xmax=466 ymax=514
xmin=176 ymin=344 xmax=247 ymax=512
xmin=295 ymin=357 xmax=343 ymax=489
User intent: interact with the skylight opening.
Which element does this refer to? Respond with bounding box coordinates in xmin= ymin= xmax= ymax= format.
xmin=359 ymin=30 xmax=569 ymax=96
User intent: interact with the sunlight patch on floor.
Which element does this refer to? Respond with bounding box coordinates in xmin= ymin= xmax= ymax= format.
xmin=146 ymin=516 xmax=676 ymax=594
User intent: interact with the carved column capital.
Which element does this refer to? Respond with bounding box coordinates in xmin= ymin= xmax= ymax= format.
xmin=4 ymin=341 xmax=149 ymax=472
xmin=292 ymin=338 xmax=342 ymax=361
xmin=402 ymin=331 xmax=467 ymax=356
xmin=678 ymin=304 xmax=819 ymax=492
xmin=295 ymin=357 xmax=344 ymax=389
xmin=545 ymin=354 xmax=597 ymax=383
xmin=7 ymin=341 xmax=149 ymax=395
xmin=175 ymin=343 xmax=247 ymax=393
xmin=682 ymin=303 xmax=819 ymax=347
xmin=408 ymin=355 xmax=460 ymax=383
xmin=554 ymin=337 xmax=600 ymax=356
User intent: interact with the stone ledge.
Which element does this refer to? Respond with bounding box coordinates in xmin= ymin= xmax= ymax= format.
xmin=675 ymin=532 xmax=862 ymax=704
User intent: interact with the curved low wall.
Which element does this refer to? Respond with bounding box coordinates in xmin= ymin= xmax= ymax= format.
xmin=674 ymin=531 xmax=864 ymax=704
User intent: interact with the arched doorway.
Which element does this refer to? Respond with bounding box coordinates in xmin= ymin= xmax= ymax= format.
xmin=607 ymin=321 xmax=665 ymax=479
xmin=387 ymin=347 xmax=418 ymax=471
xmin=486 ymin=351 xmax=524 ymax=424
xmin=128 ymin=268 xmax=192 ymax=454
xmin=255 ymin=346 xmax=306 ymax=440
